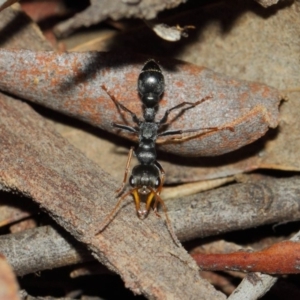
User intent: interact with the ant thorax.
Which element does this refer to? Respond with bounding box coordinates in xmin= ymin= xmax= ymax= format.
xmin=139 ymin=122 xmax=158 ymax=141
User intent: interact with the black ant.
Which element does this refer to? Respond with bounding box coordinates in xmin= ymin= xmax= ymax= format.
xmin=97 ymin=59 xmax=226 ymax=244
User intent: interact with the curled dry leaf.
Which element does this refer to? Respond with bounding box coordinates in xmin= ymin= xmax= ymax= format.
xmin=144 ymin=20 xmax=195 ymax=42
xmin=255 ymin=0 xmax=279 ymax=8
xmin=0 ymin=50 xmax=281 ymax=157
xmin=192 ymin=241 xmax=300 ymax=274
xmin=162 ymin=92 xmax=300 ymax=183
xmin=0 ymin=92 xmax=224 ymax=300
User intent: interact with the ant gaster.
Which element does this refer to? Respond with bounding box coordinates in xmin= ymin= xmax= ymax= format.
xmin=97 ymin=59 xmax=221 ymax=243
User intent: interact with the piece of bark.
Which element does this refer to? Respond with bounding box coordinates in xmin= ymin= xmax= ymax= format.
xmin=174 ymin=1 xmax=299 ymax=91
xmin=200 ymin=271 xmax=237 ymax=296
xmin=3 ymin=175 xmax=300 ymax=277
xmin=161 ymin=176 xmax=235 ymax=200
xmin=0 ymin=92 xmax=224 ymax=299
xmin=54 ymin=0 xmax=187 ymax=37
xmin=0 ymin=49 xmax=281 ymax=157
xmin=228 ymin=273 xmax=277 ymax=300
xmin=167 ymin=175 xmax=300 ymax=241
xmin=0 ymin=225 xmax=93 ymax=276
xmin=0 ymin=254 xmax=20 ymax=300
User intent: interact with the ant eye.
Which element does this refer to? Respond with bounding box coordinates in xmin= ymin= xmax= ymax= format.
xmin=129 ymin=176 xmax=135 ymax=187
xmin=155 ymin=178 xmax=161 ymax=188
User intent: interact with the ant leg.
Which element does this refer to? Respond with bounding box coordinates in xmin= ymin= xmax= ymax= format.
xmin=154 ymin=161 xmax=165 ymax=195
xmin=159 ymin=126 xmax=220 ymax=137
xmin=159 ymin=126 xmax=234 ymax=142
xmin=115 ymin=102 xmax=140 ymax=125
xmin=116 ymin=147 xmax=134 ymax=196
xmin=158 ymin=95 xmax=212 ymax=125
xmin=102 ymin=85 xmax=140 ymax=125
xmin=149 ymin=188 xmax=180 ymax=246
xmin=113 ymin=123 xmax=137 ymax=134
xmin=162 ymin=126 xmax=234 ymax=144
xmin=95 ymin=189 xmax=132 ymax=235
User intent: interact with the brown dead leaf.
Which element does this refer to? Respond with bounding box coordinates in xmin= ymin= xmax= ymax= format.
xmin=161 ymin=92 xmax=300 ymax=183
xmin=0 ymin=49 xmax=281 ymax=157
xmin=192 ymin=241 xmax=300 ymax=274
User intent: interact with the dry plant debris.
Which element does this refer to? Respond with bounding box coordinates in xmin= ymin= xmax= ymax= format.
xmin=2 ymin=174 xmax=300 ymax=278
xmin=53 ymin=0 xmax=284 ymax=38
xmin=0 ymin=1 xmax=299 ymax=299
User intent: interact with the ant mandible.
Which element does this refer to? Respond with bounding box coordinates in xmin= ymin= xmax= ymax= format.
xmin=97 ymin=59 xmax=217 ymax=244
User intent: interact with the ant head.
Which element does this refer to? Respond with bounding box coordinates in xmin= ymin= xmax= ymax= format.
xmin=129 ymin=165 xmax=160 ymax=190
xmin=129 ymin=164 xmax=161 ymax=219
xmin=138 ymin=60 xmax=165 ymax=108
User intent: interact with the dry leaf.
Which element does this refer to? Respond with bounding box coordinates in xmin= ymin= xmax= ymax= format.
xmin=0 ymin=50 xmax=281 ymax=157
xmin=192 ymin=241 xmax=300 ymax=274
